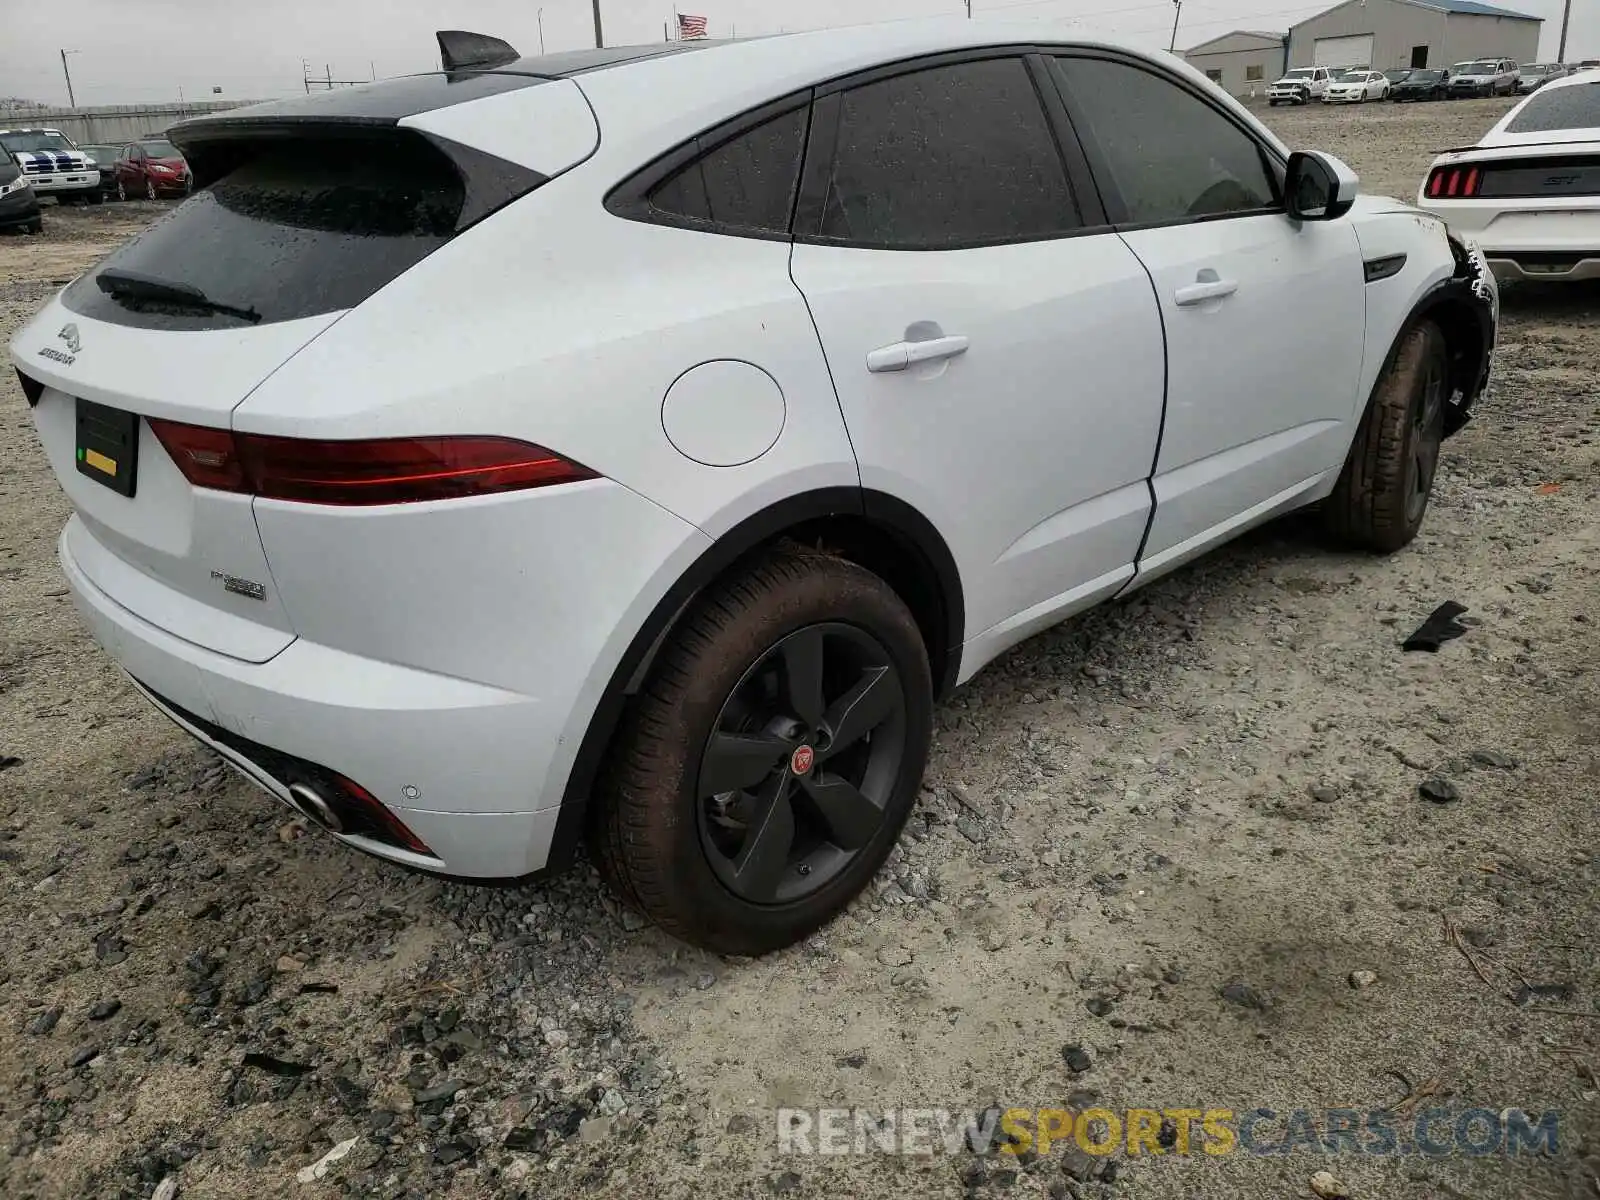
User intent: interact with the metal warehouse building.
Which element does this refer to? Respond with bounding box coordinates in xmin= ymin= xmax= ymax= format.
xmin=1183 ymin=30 xmax=1288 ymax=96
xmin=1284 ymin=0 xmax=1541 ymax=73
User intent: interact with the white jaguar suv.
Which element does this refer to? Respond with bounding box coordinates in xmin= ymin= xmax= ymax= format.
xmin=11 ymin=23 xmax=1496 ymax=953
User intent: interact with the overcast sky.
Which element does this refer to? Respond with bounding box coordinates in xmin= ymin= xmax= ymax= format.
xmin=3 ymin=0 xmax=1593 ymax=106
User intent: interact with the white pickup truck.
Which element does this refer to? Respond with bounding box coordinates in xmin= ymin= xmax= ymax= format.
xmin=1267 ymin=66 xmax=1334 ymax=105
xmin=0 ymin=128 xmax=102 ymax=204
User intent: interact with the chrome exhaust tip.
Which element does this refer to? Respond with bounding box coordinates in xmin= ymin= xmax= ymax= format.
xmin=287 ymin=782 xmax=344 ymax=833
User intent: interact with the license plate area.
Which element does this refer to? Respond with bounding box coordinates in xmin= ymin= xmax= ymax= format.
xmin=75 ymin=397 xmax=139 ymax=497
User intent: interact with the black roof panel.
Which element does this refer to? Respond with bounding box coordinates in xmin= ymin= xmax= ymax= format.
xmin=170 ymin=41 xmax=729 ymax=140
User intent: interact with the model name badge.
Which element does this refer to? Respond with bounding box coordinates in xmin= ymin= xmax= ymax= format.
xmin=38 ymin=347 xmax=75 ymax=366
xmin=210 ymin=570 xmax=267 ymax=601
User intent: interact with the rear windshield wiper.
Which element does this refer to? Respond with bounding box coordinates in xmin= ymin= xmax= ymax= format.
xmin=95 ymin=268 xmax=261 ymax=324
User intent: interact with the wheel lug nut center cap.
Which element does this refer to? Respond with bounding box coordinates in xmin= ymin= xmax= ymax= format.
xmin=790 ymin=745 xmax=815 ymax=776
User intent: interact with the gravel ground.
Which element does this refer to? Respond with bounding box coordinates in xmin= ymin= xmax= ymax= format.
xmin=2 ymin=99 xmax=1597 ymax=1200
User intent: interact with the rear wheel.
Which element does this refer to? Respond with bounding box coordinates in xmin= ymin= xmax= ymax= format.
xmin=590 ymin=550 xmax=933 ymax=955
xmin=26 ymin=219 xmax=42 ymax=235
xmin=1323 ymin=320 xmax=1448 ymax=553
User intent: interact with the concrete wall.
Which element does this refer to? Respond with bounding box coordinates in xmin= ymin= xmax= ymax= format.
xmin=1441 ymin=12 xmax=1541 ymax=64
xmin=0 ymin=101 xmax=250 ymax=146
xmin=1185 ymin=35 xmax=1288 ymax=95
xmin=1288 ymin=0 xmax=1447 ymax=70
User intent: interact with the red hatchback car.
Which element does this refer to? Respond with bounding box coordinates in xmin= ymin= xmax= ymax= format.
xmin=112 ymin=138 xmax=191 ymax=200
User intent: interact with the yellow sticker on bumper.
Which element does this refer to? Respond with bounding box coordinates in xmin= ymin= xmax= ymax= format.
xmin=84 ymin=448 xmax=117 ymax=475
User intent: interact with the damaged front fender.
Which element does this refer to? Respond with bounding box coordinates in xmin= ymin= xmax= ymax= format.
xmin=1429 ymin=231 xmax=1498 ymax=436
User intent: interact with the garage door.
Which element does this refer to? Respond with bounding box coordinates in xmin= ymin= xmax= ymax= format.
xmin=1313 ymin=34 xmax=1375 ymax=67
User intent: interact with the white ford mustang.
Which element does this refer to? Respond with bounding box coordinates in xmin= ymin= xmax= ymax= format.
xmin=1418 ymin=70 xmax=1600 ymax=281
xmin=10 ymin=23 xmax=1496 ymax=953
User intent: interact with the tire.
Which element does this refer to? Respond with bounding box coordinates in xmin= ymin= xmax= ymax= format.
xmin=116 ymin=179 xmax=127 ymax=201
xmin=590 ymin=549 xmax=933 ymax=955
xmin=87 ymin=190 xmax=102 ymax=205
xmin=1269 ymin=99 xmax=1280 ymax=106
xmin=27 ymin=219 xmax=42 ymax=234
xmin=145 ymin=178 xmax=157 ymax=201
xmin=1323 ymin=320 xmax=1449 ymax=553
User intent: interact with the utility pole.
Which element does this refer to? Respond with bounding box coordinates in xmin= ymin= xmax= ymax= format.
xmin=592 ymin=0 xmax=604 ymax=48
xmin=302 ymin=59 xmax=311 ymax=93
xmin=1558 ymin=0 xmax=1572 ymax=61
xmin=966 ymin=0 xmax=972 ymax=16
xmin=59 ymin=49 xmax=79 ymax=108
xmin=538 ymin=8 xmax=546 ymax=54
xmin=1168 ymin=0 xmax=1182 ymax=52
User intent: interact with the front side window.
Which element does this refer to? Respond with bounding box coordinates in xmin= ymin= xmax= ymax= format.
xmin=648 ymin=106 xmax=808 ymax=236
xmin=1054 ymin=56 xmax=1277 ymax=226
xmin=814 ymin=57 xmax=1080 ymax=249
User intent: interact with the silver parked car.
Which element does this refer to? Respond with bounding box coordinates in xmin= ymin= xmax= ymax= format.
xmin=1516 ymin=63 xmax=1567 ymax=93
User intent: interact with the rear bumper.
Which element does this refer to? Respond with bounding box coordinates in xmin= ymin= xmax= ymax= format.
xmin=59 ymin=515 xmax=566 ymax=878
xmin=1484 ymin=254 xmax=1600 ymax=282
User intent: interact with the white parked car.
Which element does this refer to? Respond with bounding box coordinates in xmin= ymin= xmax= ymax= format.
xmin=1267 ymin=65 xmax=1333 ymax=105
xmin=1324 ymin=70 xmax=1391 ymax=103
xmin=10 ymin=24 xmax=1497 ymax=953
xmin=1418 ymin=70 xmax=1600 ymax=281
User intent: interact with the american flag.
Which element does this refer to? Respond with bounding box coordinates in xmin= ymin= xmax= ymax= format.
xmin=677 ymin=12 xmax=708 ymax=38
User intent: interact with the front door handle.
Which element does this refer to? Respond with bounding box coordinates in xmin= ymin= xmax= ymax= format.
xmin=1174 ymin=273 xmax=1239 ymax=306
xmin=866 ymin=334 xmax=970 ymax=373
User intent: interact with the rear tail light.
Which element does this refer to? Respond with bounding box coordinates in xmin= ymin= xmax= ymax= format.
xmin=1426 ymin=165 xmax=1483 ymax=198
xmin=147 ymin=422 xmax=597 ymax=505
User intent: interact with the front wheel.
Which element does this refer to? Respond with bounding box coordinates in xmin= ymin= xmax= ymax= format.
xmin=590 ymin=550 xmax=933 ymax=955
xmin=1323 ymin=321 xmax=1449 ymax=553
xmin=116 ymin=179 xmax=127 ymax=201
xmin=145 ymin=178 xmax=157 ymax=201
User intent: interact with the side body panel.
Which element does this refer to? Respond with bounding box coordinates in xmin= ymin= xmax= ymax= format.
xmin=789 ymin=235 xmax=1165 ymax=676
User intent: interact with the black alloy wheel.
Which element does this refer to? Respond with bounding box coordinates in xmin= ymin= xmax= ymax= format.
xmin=696 ymin=622 xmax=908 ymax=905
xmin=1404 ymin=343 xmax=1447 ymax=527
xmin=590 ymin=549 xmax=933 ymax=955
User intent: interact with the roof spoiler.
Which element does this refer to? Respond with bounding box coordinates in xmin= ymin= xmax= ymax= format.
xmin=436 ymin=30 xmax=520 ymax=71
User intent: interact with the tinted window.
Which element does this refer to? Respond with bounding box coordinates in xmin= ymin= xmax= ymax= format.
xmin=649 ymin=106 xmax=807 ymax=235
xmin=1055 ymin=57 xmax=1277 ymax=225
xmin=1506 ymin=84 xmax=1600 ymax=132
xmin=815 ymin=57 xmax=1079 ymax=249
xmin=64 ymin=134 xmax=468 ymax=330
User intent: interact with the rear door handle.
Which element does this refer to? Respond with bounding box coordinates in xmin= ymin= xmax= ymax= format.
xmin=866 ymin=334 xmax=970 ymax=373
xmin=1174 ymin=275 xmax=1239 ymax=306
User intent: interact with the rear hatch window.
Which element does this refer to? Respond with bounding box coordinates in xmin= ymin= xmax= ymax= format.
xmin=1505 ymin=84 xmax=1600 ymax=134
xmin=62 ymin=132 xmax=504 ymax=331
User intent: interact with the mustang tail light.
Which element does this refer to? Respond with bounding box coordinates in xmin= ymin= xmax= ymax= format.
xmin=1426 ymin=165 xmax=1483 ymax=199
xmin=148 ymin=422 xmax=597 ymax=505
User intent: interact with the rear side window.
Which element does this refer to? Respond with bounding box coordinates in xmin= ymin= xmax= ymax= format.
xmin=1054 ymin=56 xmax=1277 ymax=226
xmin=1505 ymin=85 xmax=1600 ymax=133
xmin=649 ymin=106 xmax=808 ymax=235
xmin=812 ymin=57 xmax=1080 ymax=249
xmin=63 ymin=134 xmax=471 ymax=330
